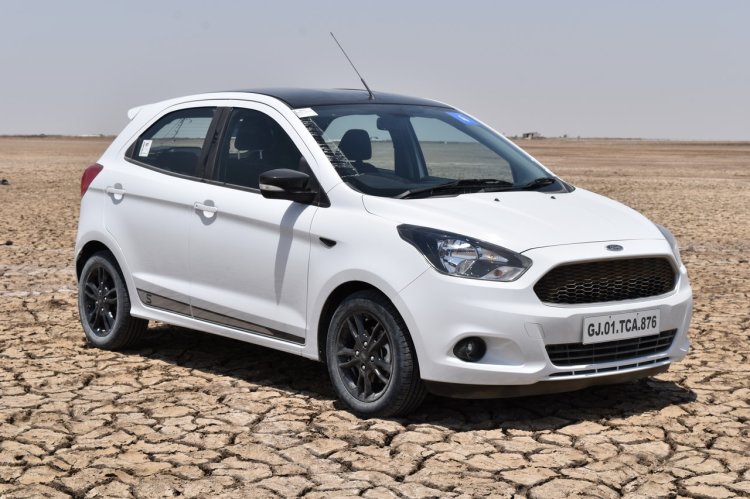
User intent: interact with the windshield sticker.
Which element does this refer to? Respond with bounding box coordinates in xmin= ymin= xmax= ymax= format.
xmin=448 ymin=112 xmax=478 ymax=125
xmin=138 ymin=140 xmax=152 ymax=157
xmin=294 ymin=108 xmax=318 ymax=118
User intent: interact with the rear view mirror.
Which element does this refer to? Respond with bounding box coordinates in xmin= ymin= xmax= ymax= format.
xmin=259 ymin=169 xmax=317 ymax=204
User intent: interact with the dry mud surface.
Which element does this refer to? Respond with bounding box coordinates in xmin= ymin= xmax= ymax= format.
xmin=0 ymin=136 xmax=748 ymax=498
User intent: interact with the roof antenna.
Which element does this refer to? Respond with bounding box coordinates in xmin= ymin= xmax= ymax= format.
xmin=330 ymin=32 xmax=374 ymax=100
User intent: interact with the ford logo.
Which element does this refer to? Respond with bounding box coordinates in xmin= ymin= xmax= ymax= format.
xmin=606 ymin=244 xmax=624 ymax=252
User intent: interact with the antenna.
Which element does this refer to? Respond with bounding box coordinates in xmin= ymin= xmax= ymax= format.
xmin=330 ymin=32 xmax=374 ymax=100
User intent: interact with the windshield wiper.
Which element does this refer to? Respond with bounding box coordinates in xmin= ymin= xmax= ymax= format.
xmin=397 ymin=178 xmax=514 ymax=199
xmin=518 ymin=177 xmax=557 ymax=190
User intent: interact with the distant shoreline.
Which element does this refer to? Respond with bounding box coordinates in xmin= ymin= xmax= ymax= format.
xmin=0 ymin=134 xmax=116 ymax=139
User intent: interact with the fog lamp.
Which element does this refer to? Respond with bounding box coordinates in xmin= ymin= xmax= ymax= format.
xmin=453 ymin=337 xmax=487 ymax=362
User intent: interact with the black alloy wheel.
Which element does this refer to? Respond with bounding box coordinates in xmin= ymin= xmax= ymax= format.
xmin=81 ymin=263 xmax=118 ymax=336
xmin=326 ymin=290 xmax=426 ymax=417
xmin=335 ymin=311 xmax=393 ymax=402
xmin=78 ymin=251 xmax=147 ymax=350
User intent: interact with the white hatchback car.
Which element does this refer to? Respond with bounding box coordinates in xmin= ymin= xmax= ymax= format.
xmin=75 ymin=88 xmax=692 ymax=417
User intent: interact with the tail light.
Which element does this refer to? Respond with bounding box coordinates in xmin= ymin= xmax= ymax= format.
xmin=80 ymin=163 xmax=103 ymax=197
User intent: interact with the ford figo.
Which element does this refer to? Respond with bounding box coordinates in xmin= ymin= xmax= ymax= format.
xmin=75 ymin=89 xmax=692 ymax=416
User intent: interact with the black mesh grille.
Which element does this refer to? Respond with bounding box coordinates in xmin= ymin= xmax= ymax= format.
xmin=534 ymin=258 xmax=676 ymax=304
xmin=546 ymin=329 xmax=676 ymax=366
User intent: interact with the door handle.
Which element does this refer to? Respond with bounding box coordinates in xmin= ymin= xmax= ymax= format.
xmin=105 ymin=186 xmax=126 ymax=200
xmin=194 ymin=202 xmax=218 ymax=217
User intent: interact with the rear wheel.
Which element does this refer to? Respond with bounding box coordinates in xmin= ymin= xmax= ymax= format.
xmin=78 ymin=251 xmax=147 ymax=350
xmin=326 ymin=290 xmax=426 ymax=417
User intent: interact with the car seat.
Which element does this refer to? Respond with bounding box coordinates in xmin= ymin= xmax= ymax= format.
xmin=337 ymin=129 xmax=378 ymax=173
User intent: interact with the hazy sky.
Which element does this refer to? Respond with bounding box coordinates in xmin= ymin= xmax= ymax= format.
xmin=1 ymin=1 xmax=748 ymax=139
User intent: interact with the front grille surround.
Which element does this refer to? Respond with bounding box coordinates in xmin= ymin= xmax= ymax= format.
xmin=546 ymin=329 xmax=677 ymax=367
xmin=534 ymin=257 xmax=677 ymax=305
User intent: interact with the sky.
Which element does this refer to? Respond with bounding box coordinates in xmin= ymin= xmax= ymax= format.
xmin=0 ymin=0 xmax=748 ymax=140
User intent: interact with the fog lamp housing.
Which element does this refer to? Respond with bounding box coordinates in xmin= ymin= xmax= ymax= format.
xmin=453 ymin=337 xmax=487 ymax=362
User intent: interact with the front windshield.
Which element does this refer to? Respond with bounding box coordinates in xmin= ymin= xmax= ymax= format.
xmin=301 ymin=104 xmax=566 ymax=198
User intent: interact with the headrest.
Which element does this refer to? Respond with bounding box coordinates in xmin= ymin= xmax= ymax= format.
xmin=234 ymin=120 xmax=273 ymax=151
xmin=338 ymin=129 xmax=372 ymax=161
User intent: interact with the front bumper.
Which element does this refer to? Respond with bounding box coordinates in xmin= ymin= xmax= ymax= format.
xmin=424 ymin=364 xmax=670 ymax=399
xmin=396 ymin=239 xmax=692 ymax=390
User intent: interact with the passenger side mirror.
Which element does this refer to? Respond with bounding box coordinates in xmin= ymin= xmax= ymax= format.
xmin=259 ymin=169 xmax=317 ymax=204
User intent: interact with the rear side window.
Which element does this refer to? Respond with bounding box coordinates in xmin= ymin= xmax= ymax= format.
xmin=215 ymin=108 xmax=304 ymax=189
xmin=130 ymin=108 xmax=216 ymax=176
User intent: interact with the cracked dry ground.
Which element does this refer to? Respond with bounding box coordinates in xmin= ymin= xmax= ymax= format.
xmin=0 ymin=136 xmax=749 ymax=499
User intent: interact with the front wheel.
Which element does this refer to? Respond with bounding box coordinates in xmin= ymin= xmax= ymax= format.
xmin=78 ymin=251 xmax=147 ymax=350
xmin=326 ymin=290 xmax=426 ymax=417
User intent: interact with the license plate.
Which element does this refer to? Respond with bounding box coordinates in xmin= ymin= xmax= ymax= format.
xmin=582 ymin=309 xmax=660 ymax=345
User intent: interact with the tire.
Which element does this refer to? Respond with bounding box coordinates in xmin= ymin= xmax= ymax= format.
xmin=326 ymin=290 xmax=426 ymax=417
xmin=78 ymin=251 xmax=147 ymax=350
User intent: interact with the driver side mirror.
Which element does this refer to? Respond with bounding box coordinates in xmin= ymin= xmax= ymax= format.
xmin=259 ymin=169 xmax=317 ymax=204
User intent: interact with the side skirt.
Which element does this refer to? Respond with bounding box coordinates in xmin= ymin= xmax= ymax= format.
xmin=136 ymin=289 xmax=305 ymax=345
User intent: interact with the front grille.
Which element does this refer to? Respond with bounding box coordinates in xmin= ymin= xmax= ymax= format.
xmin=546 ymin=329 xmax=677 ymax=366
xmin=534 ymin=257 xmax=676 ymax=304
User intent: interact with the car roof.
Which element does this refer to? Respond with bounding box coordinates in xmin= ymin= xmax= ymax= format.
xmin=233 ymin=88 xmax=452 ymax=109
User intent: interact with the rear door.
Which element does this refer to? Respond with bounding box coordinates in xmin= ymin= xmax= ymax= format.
xmin=104 ymin=106 xmax=219 ymax=313
xmin=187 ymin=103 xmax=319 ymax=343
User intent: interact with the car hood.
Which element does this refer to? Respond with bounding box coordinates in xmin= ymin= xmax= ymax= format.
xmin=362 ymin=188 xmax=663 ymax=252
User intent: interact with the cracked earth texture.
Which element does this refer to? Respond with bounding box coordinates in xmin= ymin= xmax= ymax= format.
xmin=0 ymin=136 xmax=748 ymax=498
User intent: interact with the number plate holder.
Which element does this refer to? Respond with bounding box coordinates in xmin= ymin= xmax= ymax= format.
xmin=582 ymin=309 xmax=660 ymax=345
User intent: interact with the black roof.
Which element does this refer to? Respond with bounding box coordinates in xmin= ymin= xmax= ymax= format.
xmin=236 ymin=88 xmax=452 ymax=109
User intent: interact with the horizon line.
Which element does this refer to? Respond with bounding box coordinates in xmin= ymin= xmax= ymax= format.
xmin=1 ymin=133 xmax=748 ymax=144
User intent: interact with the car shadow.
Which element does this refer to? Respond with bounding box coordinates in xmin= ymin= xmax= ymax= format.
xmin=126 ymin=324 xmax=696 ymax=432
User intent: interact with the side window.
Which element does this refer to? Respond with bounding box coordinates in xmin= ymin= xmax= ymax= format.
xmin=131 ymin=108 xmax=215 ymax=176
xmin=216 ymin=108 xmax=304 ymax=189
xmin=323 ymin=115 xmax=394 ymax=172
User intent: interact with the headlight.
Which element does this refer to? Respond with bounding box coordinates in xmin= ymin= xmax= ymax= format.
xmin=655 ymin=223 xmax=683 ymax=266
xmin=398 ymin=225 xmax=532 ymax=281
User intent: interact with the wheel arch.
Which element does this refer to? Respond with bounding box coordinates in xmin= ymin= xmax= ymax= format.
xmin=317 ymin=281 xmax=380 ymax=363
xmin=76 ymin=240 xmax=117 ymax=280
xmin=316 ymin=280 xmax=421 ymax=371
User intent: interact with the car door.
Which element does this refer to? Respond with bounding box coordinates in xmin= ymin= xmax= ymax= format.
xmin=104 ymin=106 xmax=219 ymax=313
xmin=187 ymin=104 xmax=319 ymax=343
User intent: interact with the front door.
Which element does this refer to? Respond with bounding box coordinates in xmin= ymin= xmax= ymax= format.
xmin=187 ymin=104 xmax=318 ymax=343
